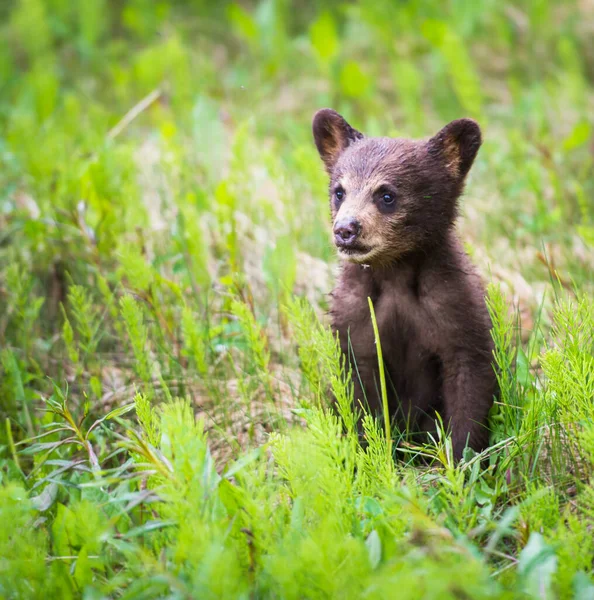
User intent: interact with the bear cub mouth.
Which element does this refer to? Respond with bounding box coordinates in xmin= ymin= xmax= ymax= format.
xmin=336 ymin=243 xmax=375 ymax=261
xmin=337 ymin=245 xmax=370 ymax=255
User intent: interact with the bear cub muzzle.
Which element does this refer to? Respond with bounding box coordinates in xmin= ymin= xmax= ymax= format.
xmin=312 ymin=108 xmax=497 ymax=460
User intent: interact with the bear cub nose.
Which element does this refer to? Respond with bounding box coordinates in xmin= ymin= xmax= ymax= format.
xmin=333 ymin=218 xmax=361 ymax=247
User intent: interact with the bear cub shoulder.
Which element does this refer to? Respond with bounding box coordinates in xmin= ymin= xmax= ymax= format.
xmin=312 ymin=109 xmax=497 ymax=460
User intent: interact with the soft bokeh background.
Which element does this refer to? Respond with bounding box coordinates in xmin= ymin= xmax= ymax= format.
xmin=2 ymin=1 xmax=593 ymax=297
xmin=1 ymin=1 xmax=594 ymax=598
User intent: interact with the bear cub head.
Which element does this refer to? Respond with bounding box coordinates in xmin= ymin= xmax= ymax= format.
xmin=312 ymin=109 xmax=482 ymax=266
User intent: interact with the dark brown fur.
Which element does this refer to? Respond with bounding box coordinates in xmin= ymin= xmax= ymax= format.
xmin=312 ymin=109 xmax=496 ymax=460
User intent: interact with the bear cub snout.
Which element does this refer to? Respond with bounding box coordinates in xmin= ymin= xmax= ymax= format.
xmin=312 ymin=108 xmax=497 ymax=460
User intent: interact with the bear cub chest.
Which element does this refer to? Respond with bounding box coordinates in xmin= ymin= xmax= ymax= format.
xmin=331 ymin=262 xmax=444 ymax=428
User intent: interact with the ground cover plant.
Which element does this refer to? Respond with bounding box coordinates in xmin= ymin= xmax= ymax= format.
xmin=1 ymin=0 xmax=594 ymax=598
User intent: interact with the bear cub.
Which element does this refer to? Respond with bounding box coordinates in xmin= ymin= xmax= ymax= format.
xmin=312 ymin=109 xmax=497 ymax=460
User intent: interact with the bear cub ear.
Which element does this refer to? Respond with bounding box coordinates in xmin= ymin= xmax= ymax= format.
xmin=428 ymin=118 xmax=482 ymax=179
xmin=312 ymin=109 xmax=364 ymax=173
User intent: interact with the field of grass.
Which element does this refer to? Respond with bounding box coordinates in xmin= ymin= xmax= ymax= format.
xmin=1 ymin=0 xmax=594 ymax=597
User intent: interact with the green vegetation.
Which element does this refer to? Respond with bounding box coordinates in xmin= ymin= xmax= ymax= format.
xmin=1 ymin=1 xmax=593 ymax=597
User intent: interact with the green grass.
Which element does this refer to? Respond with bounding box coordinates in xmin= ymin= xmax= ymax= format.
xmin=1 ymin=0 xmax=594 ymax=598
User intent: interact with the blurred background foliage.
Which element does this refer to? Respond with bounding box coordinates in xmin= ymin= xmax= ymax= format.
xmin=1 ymin=0 xmax=594 ymax=598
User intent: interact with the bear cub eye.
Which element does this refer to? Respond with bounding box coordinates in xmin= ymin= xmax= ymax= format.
xmin=335 ymin=187 xmax=345 ymax=202
xmin=375 ymin=187 xmax=397 ymax=212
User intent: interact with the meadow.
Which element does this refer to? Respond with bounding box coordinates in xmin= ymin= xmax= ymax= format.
xmin=1 ymin=0 xmax=594 ymax=597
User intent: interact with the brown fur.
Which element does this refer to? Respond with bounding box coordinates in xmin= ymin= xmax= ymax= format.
xmin=312 ymin=109 xmax=496 ymax=460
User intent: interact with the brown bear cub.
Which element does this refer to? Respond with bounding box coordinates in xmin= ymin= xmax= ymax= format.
xmin=312 ymin=109 xmax=497 ymax=460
